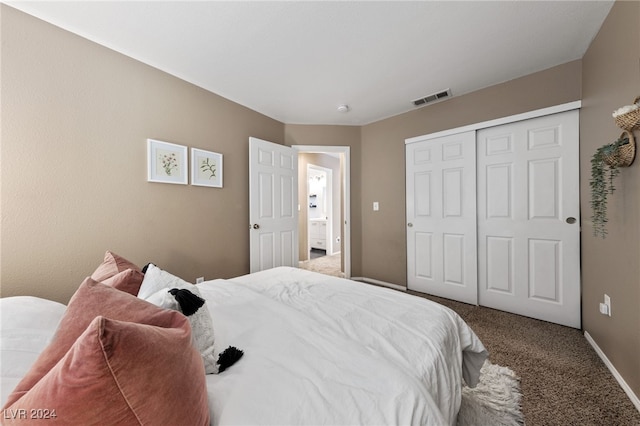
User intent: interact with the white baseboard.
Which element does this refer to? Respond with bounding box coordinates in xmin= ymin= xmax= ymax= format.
xmin=351 ymin=276 xmax=406 ymax=292
xmin=584 ymin=331 xmax=640 ymax=413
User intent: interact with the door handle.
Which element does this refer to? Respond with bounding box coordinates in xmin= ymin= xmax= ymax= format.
xmin=253 ymin=224 xmax=260 ymax=229
xmin=565 ymin=217 xmax=576 ymax=224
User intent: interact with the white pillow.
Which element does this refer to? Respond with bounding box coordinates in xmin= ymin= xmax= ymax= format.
xmin=139 ymin=264 xmax=217 ymax=374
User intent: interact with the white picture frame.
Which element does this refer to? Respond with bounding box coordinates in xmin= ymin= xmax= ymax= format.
xmin=191 ymin=148 xmax=223 ymax=188
xmin=147 ymin=139 xmax=188 ymax=185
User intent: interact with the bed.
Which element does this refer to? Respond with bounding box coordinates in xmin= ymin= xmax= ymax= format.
xmin=1 ymin=253 xmax=487 ymax=425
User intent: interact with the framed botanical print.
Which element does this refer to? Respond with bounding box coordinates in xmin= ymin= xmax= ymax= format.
xmin=147 ymin=139 xmax=188 ymax=185
xmin=191 ymin=148 xmax=223 ymax=188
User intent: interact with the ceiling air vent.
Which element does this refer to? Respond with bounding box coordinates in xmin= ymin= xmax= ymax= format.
xmin=412 ymin=89 xmax=452 ymax=107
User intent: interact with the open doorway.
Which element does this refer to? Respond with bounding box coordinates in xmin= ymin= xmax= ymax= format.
xmin=307 ymin=164 xmax=333 ymax=258
xmin=293 ymin=146 xmax=350 ymax=279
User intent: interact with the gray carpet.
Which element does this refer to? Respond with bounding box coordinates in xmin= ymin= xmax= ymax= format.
xmin=415 ymin=292 xmax=640 ymax=426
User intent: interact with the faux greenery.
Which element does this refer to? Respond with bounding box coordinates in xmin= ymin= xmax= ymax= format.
xmin=590 ymin=136 xmax=629 ymax=238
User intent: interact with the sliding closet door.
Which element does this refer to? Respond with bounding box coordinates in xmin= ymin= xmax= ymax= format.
xmin=477 ymin=110 xmax=580 ymax=328
xmin=406 ymin=131 xmax=477 ymax=304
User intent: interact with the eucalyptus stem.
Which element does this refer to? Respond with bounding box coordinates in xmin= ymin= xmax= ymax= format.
xmin=590 ymin=137 xmax=627 ymax=238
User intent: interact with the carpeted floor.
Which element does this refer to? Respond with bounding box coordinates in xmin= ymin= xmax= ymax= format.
xmin=299 ymin=253 xmax=344 ymax=278
xmin=414 ymin=292 xmax=640 ymax=426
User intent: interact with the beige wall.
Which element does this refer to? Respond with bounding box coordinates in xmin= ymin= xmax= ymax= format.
xmin=1 ymin=6 xmax=284 ymax=303
xmin=359 ymin=60 xmax=582 ymax=285
xmin=581 ymin=1 xmax=640 ymax=397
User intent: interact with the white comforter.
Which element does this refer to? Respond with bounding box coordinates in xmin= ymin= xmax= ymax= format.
xmin=0 ymin=268 xmax=487 ymax=426
xmin=0 ymin=296 xmax=67 ymax=406
xmin=201 ymin=267 xmax=487 ymax=426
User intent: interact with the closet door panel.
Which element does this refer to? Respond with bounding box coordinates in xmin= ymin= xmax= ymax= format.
xmin=414 ymin=232 xmax=433 ymax=279
xmin=443 ymin=233 xmax=465 ymax=285
xmin=406 ymin=131 xmax=477 ymax=304
xmin=477 ymin=110 xmax=580 ymax=328
xmin=486 ymin=164 xmax=512 ymax=219
xmin=486 ymin=236 xmax=514 ymax=294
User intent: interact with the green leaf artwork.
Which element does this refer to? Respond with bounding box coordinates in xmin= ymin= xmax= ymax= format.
xmin=200 ymin=158 xmax=216 ymax=179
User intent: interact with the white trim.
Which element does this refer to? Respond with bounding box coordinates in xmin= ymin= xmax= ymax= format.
xmin=351 ymin=277 xmax=406 ymax=292
xmin=405 ymin=100 xmax=582 ymax=144
xmin=584 ymin=331 xmax=640 ymax=413
xmin=293 ymin=145 xmax=351 ymax=279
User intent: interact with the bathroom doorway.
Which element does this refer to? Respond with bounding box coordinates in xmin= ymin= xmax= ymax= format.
xmin=293 ymin=146 xmax=350 ymax=279
xmin=307 ymin=164 xmax=332 ymax=259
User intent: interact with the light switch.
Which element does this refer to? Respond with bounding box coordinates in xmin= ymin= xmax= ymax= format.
xmin=373 ymin=202 xmax=379 ymax=211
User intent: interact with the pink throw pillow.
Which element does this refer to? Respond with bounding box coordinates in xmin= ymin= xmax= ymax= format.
xmin=91 ymin=250 xmax=141 ymax=282
xmin=101 ymin=268 xmax=144 ymax=295
xmin=3 ymin=277 xmax=180 ymax=408
xmin=2 ymin=315 xmax=209 ymax=425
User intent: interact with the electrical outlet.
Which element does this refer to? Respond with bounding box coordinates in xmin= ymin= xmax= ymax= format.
xmin=196 ymin=277 xmax=204 ymax=284
xmin=373 ymin=202 xmax=379 ymax=211
xmin=604 ymin=294 xmax=611 ymax=316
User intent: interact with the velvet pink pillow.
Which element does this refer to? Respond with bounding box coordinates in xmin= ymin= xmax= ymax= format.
xmin=100 ymin=268 xmax=144 ymax=295
xmin=3 ymin=278 xmax=181 ymax=408
xmin=2 ymin=315 xmax=210 ymax=425
xmin=91 ymin=250 xmax=141 ymax=282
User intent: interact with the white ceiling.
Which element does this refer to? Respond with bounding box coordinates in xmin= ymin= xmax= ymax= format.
xmin=6 ymin=1 xmax=613 ymax=126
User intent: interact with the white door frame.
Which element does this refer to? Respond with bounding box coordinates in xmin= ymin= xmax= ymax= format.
xmin=406 ymin=101 xmax=581 ymax=144
xmin=293 ymin=145 xmax=351 ymax=279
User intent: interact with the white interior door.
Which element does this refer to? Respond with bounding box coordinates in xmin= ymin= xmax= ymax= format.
xmin=406 ymin=131 xmax=478 ymax=304
xmin=249 ymin=137 xmax=298 ymax=273
xmin=477 ymin=110 xmax=580 ymax=328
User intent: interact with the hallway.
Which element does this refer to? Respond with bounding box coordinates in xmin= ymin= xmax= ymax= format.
xmin=298 ymin=252 xmax=344 ymax=278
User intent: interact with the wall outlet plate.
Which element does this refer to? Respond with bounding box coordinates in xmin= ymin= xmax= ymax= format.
xmin=599 ymin=302 xmax=609 ymax=315
xmin=196 ymin=277 xmax=204 ymax=284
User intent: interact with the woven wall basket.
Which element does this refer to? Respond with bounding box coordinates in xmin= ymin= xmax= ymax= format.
xmin=603 ymin=131 xmax=636 ymax=168
xmin=614 ymin=96 xmax=640 ymax=131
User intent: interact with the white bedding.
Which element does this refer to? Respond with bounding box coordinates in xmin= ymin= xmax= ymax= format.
xmin=0 ymin=296 xmax=67 ymax=406
xmin=0 ymin=267 xmax=487 ymax=426
xmin=201 ymin=267 xmax=487 ymax=426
